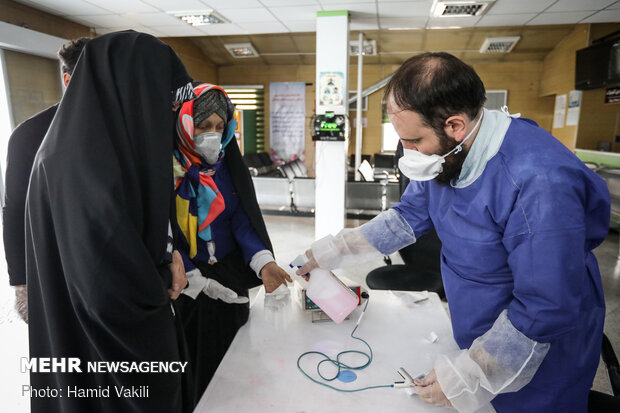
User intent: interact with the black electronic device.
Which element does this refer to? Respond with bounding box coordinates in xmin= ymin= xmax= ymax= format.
xmin=312 ymin=112 xmax=346 ymax=141
xmin=575 ymin=38 xmax=620 ymax=90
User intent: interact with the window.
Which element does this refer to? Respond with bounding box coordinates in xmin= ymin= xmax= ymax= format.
xmin=223 ymin=85 xmax=265 ymax=154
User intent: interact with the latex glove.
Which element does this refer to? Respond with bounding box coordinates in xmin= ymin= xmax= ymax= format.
xmin=203 ymin=278 xmax=249 ymax=304
xmin=295 ymin=250 xmax=318 ymax=280
xmin=260 ymin=262 xmax=292 ymax=293
xmin=182 ymin=268 xmax=249 ymax=304
xmin=168 ymin=250 xmax=187 ymax=300
xmin=414 ymin=370 xmax=454 ymax=409
xmin=14 ymin=285 xmax=28 ymax=324
xmin=264 ymin=284 xmax=291 ymax=329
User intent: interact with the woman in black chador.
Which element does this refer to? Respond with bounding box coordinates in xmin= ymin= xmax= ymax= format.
xmin=25 ymin=31 xmax=195 ymax=413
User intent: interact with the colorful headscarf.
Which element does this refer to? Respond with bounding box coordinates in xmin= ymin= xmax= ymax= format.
xmin=174 ymin=83 xmax=236 ymax=263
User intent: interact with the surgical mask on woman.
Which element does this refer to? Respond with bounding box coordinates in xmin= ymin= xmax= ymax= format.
xmin=194 ymin=131 xmax=222 ymax=165
xmin=399 ymin=111 xmax=483 ymax=181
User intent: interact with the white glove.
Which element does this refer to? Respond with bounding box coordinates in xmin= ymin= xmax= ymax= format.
xmin=182 ymin=268 xmax=249 ymax=304
xmin=264 ymin=284 xmax=291 ymax=329
xmin=14 ymin=285 xmax=28 ymax=324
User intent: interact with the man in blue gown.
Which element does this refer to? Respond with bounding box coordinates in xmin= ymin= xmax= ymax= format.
xmin=297 ymin=52 xmax=610 ymax=412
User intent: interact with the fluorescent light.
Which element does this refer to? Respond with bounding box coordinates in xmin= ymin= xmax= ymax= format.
xmin=224 ymin=43 xmax=259 ymax=58
xmin=170 ymin=10 xmax=229 ymax=26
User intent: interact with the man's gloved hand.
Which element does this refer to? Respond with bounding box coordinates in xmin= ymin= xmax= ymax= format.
xmin=414 ymin=369 xmax=454 ymax=409
xmin=264 ymin=284 xmax=291 ymax=329
xmin=14 ymin=285 xmax=28 ymax=324
xmin=183 ymin=268 xmax=249 ymax=304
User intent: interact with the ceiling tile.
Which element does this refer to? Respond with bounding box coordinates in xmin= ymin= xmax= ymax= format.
xmin=319 ymin=0 xmax=375 ymax=4
xmin=262 ymin=0 xmax=318 ymax=5
xmin=154 ymin=24 xmax=203 ymax=36
xmin=291 ymin=33 xmax=316 ymax=52
xmin=424 ymin=29 xmax=476 ymax=51
xmin=517 ymin=26 xmax=574 ymax=50
xmin=83 ymin=0 xmax=159 ymax=14
xmin=17 ymin=0 xmax=109 ymax=16
xmin=547 ymin=0 xmax=616 ymax=12
xmin=350 ymin=18 xmax=380 ymax=30
xmin=125 ymin=12 xmax=180 ymax=26
xmin=283 ymin=20 xmax=318 ymax=32
xmin=238 ymin=22 xmax=290 ymax=34
xmin=467 ymin=27 xmax=523 ymax=49
xmin=487 ymin=0 xmax=556 ymax=15
xmin=141 ymin=0 xmax=209 ymax=12
xmin=203 ymin=0 xmax=263 ymax=9
xmin=378 ymin=30 xmax=425 ymax=52
xmin=526 ymin=11 xmax=594 ymax=25
xmin=426 ymin=16 xmax=481 ymax=28
xmin=476 ymin=13 xmax=537 ymax=27
xmin=218 ymin=8 xmax=277 ymax=23
xmin=251 ymin=34 xmax=297 ymax=53
xmin=325 ymin=3 xmax=377 ymax=14
xmin=379 ymin=17 xmax=428 ymax=29
xmin=269 ymin=6 xmax=319 ymax=20
xmin=196 ymin=24 xmax=247 ymax=35
xmin=73 ymin=14 xmax=138 ymax=28
xmin=378 ymin=1 xmax=433 ymax=17
xmin=580 ymin=9 xmax=620 ymax=22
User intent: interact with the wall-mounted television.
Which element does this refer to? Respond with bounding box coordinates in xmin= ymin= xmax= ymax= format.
xmin=575 ymin=39 xmax=620 ymax=90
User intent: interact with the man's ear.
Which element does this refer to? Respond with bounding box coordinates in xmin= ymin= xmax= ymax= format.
xmin=444 ymin=114 xmax=468 ymax=142
xmin=62 ymin=73 xmax=71 ymax=88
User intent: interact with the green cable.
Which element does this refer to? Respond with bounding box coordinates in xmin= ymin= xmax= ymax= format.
xmin=296 ymin=298 xmax=394 ymax=392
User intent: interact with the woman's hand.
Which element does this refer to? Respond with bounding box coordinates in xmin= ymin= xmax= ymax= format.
xmin=260 ymin=262 xmax=292 ymax=293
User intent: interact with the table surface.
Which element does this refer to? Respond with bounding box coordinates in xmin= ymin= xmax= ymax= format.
xmin=195 ymin=286 xmax=458 ymax=413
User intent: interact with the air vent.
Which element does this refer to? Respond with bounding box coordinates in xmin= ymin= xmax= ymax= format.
xmin=431 ymin=0 xmax=495 ymax=17
xmin=224 ymin=43 xmax=259 ymax=58
xmin=349 ymin=40 xmax=377 ymax=56
xmin=170 ymin=10 xmax=229 ymax=26
xmin=479 ymin=36 xmax=520 ymax=53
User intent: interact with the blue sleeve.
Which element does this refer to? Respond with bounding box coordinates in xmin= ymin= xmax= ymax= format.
xmin=230 ymin=201 xmax=268 ymax=264
xmin=502 ymin=166 xmax=610 ymax=342
xmin=392 ymin=180 xmax=433 ymax=238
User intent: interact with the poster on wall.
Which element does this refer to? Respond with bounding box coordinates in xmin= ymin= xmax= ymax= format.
xmin=553 ymin=94 xmax=567 ymax=129
xmin=269 ymin=82 xmax=305 ymax=162
xmin=318 ymin=72 xmax=345 ymax=109
xmin=566 ymin=90 xmax=582 ymax=126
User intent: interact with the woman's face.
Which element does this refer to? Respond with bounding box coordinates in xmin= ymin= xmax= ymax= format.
xmin=194 ymin=113 xmax=225 ymax=136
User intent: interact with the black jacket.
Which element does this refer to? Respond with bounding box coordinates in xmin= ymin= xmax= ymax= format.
xmin=3 ymin=103 xmax=57 ymax=285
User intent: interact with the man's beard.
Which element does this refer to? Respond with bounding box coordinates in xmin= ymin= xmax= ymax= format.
xmin=434 ymin=129 xmax=468 ymax=185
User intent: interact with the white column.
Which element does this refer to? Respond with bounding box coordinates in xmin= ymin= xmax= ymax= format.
xmin=315 ymin=11 xmax=349 ymax=240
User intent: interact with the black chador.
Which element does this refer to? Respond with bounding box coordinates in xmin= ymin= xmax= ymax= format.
xmin=25 ymin=31 xmax=194 ymax=413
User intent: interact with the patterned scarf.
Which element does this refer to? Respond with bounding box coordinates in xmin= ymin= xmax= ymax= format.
xmin=174 ymin=83 xmax=235 ymax=263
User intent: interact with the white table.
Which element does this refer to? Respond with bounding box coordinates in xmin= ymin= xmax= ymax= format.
xmin=195 ymin=287 xmax=458 ymax=413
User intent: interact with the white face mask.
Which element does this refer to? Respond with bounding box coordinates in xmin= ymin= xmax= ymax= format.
xmin=194 ymin=132 xmax=222 ymax=165
xmin=398 ymin=111 xmax=483 ymax=181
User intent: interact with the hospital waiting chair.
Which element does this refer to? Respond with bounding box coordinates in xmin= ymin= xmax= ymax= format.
xmin=588 ymin=333 xmax=620 ymax=411
xmin=365 ymin=141 xmax=445 ymax=299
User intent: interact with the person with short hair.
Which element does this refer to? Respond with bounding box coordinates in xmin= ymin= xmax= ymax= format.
xmin=3 ymin=36 xmax=89 ymax=323
xmin=296 ymin=52 xmax=610 ymax=412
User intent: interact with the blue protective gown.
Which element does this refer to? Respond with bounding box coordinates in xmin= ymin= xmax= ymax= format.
xmin=393 ymin=117 xmax=610 ymax=412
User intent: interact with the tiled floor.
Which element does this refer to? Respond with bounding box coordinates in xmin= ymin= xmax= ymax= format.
xmin=1 ymin=214 xmax=618 ymax=412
